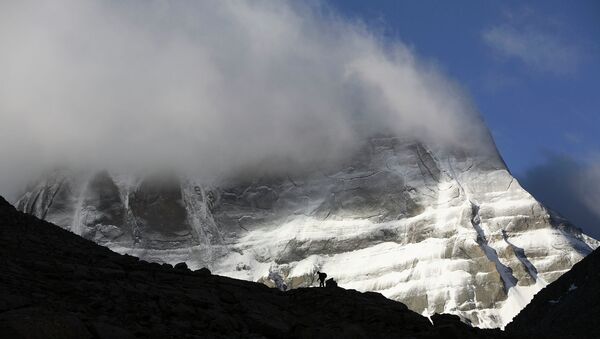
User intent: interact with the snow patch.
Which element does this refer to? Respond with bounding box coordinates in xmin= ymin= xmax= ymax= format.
xmin=497 ymin=278 xmax=547 ymax=329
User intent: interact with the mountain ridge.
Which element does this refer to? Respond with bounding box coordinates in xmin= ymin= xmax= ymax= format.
xmin=0 ymin=195 xmax=509 ymax=338
xmin=507 ymin=237 xmax=600 ymax=338
xmin=14 ymin=136 xmax=598 ymax=328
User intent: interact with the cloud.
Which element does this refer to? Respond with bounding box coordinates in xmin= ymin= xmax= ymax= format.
xmin=482 ymin=13 xmax=582 ymax=75
xmin=519 ymin=154 xmax=600 ymax=239
xmin=0 ymin=0 xmax=488 ymax=199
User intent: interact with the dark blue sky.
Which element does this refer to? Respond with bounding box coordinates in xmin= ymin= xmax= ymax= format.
xmin=327 ymin=0 xmax=600 ymax=175
xmin=327 ymin=0 xmax=600 ymax=237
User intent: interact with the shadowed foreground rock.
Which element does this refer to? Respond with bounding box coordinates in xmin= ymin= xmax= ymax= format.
xmin=507 ymin=245 xmax=600 ymax=339
xmin=0 ymin=196 xmax=509 ymax=338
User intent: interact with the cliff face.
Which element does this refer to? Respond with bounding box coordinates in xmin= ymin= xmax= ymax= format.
xmin=0 ymin=195 xmax=507 ymax=338
xmin=15 ymin=136 xmax=598 ymax=328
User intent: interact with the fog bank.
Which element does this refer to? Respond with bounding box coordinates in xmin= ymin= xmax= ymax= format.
xmin=0 ymin=0 xmax=487 ymax=199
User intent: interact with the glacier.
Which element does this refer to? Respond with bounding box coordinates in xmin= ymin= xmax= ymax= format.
xmin=15 ymin=136 xmax=598 ymax=328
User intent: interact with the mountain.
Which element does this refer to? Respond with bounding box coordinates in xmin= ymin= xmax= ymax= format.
xmin=14 ymin=136 xmax=599 ymax=328
xmin=0 ymin=195 xmax=509 ymax=338
xmin=507 ymin=246 xmax=600 ymax=338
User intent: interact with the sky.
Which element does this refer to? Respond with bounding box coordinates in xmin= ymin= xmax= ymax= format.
xmin=0 ymin=1 xmax=599 ymax=237
xmin=327 ymin=0 xmax=600 ymax=237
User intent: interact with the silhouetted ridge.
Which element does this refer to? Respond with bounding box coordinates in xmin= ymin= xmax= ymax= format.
xmin=0 ymin=195 xmax=512 ymax=338
xmin=507 ymin=246 xmax=600 ymax=339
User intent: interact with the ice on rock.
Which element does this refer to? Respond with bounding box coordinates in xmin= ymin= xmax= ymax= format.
xmin=15 ymin=136 xmax=599 ymax=328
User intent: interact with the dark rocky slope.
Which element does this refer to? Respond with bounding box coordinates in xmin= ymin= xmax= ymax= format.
xmin=0 ymin=195 xmax=509 ymax=338
xmin=507 ymin=244 xmax=600 ymax=339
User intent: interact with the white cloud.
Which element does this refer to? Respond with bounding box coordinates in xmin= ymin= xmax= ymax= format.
xmin=483 ymin=18 xmax=582 ymax=75
xmin=0 ymin=0 xmax=488 ymax=198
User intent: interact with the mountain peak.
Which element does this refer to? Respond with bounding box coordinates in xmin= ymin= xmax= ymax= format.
xmin=13 ymin=136 xmax=598 ymax=328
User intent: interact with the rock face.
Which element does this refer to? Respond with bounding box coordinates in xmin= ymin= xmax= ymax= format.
xmin=0 ymin=196 xmax=509 ymax=338
xmin=14 ymin=136 xmax=599 ymax=328
xmin=507 ymin=246 xmax=600 ymax=339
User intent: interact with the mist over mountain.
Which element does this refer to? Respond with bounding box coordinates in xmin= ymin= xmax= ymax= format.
xmin=0 ymin=0 xmax=491 ymax=200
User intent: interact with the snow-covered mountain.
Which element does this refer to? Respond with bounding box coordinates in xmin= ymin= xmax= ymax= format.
xmin=15 ymin=135 xmax=598 ymax=328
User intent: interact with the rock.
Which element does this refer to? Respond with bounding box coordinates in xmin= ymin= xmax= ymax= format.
xmin=129 ymin=174 xmax=191 ymax=241
xmin=88 ymin=322 xmax=136 ymax=339
xmin=0 ymin=294 xmax=32 ymax=312
xmin=0 ymin=308 xmax=93 ymax=339
xmin=507 ymin=247 xmax=600 ymax=338
xmin=174 ymin=262 xmax=189 ymax=271
xmin=194 ymin=267 xmax=211 ymax=276
xmin=325 ymin=278 xmax=338 ymax=288
xmin=0 ymin=196 xmax=510 ymax=338
xmin=82 ymin=171 xmax=126 ymax=241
